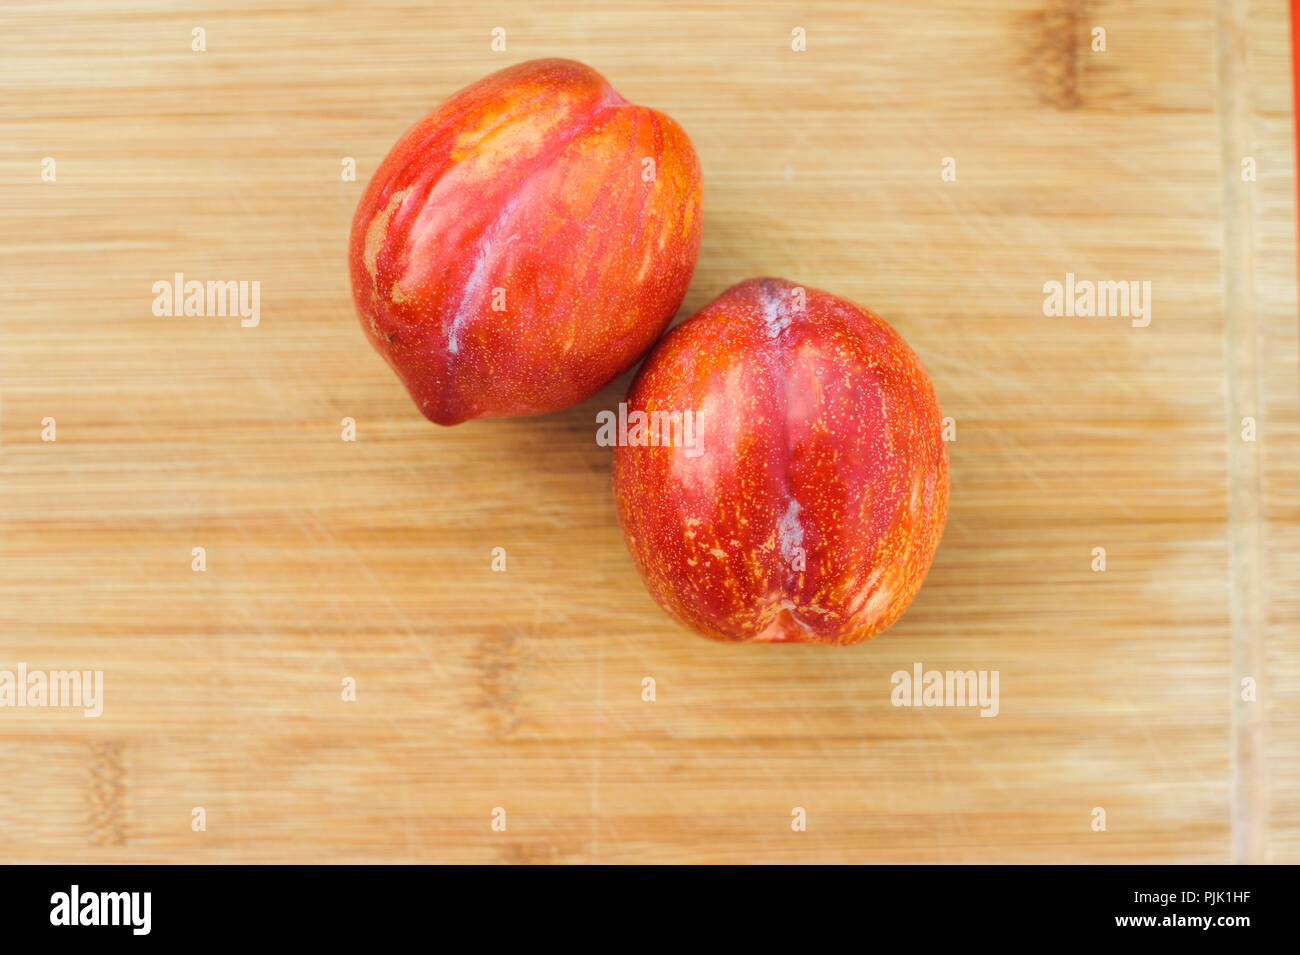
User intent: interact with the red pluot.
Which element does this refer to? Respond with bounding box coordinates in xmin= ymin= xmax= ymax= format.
xmin=349 ymin=59 xmax=702 ymax=425
xmin=613 ymin=278 xmax=949 ymax=645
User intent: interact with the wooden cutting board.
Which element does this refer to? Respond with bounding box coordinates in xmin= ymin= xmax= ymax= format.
xmin=1 ymin=0 xmax=1295 ymax=863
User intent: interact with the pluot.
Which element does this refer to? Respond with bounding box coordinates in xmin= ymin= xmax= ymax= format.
xmin=613 ymin=278 xmax=949 ymax=645
xmin=349 ymin=58 xmax=703 ymax=425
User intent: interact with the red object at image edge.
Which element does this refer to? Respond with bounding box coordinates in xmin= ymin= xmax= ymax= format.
xmin=1293 ymin=0 xmax=1300 ymax=344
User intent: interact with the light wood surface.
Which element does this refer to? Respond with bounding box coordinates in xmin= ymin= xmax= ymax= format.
xmin=1 ymin=0 xmax=1296 ymax=863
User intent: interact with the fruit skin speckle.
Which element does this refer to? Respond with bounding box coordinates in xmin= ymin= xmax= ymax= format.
xmin=349 ymin=58 xmax=703 ymax=425
xmin=613 ymin=278 xmax=949 ymax=646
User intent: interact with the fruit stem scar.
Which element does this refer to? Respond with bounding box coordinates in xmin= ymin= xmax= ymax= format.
xmin=759 ymin=278 xmax=792 ymax=338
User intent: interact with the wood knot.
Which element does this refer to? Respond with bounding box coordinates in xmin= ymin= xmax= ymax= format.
xmin=473 ymin=631 xmax=520 ymax=737
xmin=1023 ymin=0 xmax=1087 ymax=110
xmin=88 ymin=741 xmax=125 ymax=846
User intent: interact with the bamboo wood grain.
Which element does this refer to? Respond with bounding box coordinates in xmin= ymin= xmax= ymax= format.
xmin=0 ymin=0 xmax=1295 ymax=863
